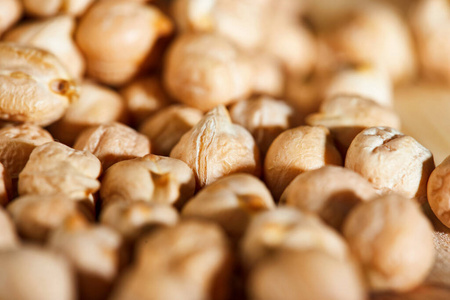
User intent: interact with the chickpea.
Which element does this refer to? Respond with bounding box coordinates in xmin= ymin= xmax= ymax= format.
xmin=0 ymin=0 xmax=22 ymax=37
xmin=0 ymin=206 xmax=19 ymax=250
xmin=343 ymin=194 xmax=435 ymax=292
xmin=164 ymin=34 xmax=253 ymax=111
xmin=22 ymin=0 xmax=94 ymax=17
xmin=0 ymin=43 xmax=78 ymax=126
xmin=73 ymin=122 xmax=151 ymax=170
xmin=100 ymin=154 xmax=195 ymax=209
xmin=171 ymin=105 xmax=261 ymax=188
xmin=139 ymin=105 xmax=203 ymax=156
xmin=264 ymin=125 xmax=342 ymax=200
xmin=182 ymin=173 xmax=275 ymax=239
xmin=248 ymin=53 xmax=284 ymax=97
xmin=345 ymin=127 xmax=435 ymax=203
xmin=76 ymin=0 xmax=173 ymax=86
xmin=426 ymin=155 xmax=450 ymax=228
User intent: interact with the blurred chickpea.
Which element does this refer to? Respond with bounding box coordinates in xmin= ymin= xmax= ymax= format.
xmin=73 ymin=122 xmax=151 ymax=170
xmin=343 ymin=194 xmax=435 ymax=292
xmin=164 ymin=34 xmax=253 ymax=111
xmin=100 ymin=154 xmax=195 ymax=209
xmin=280 ymin=166 xmax=378 ymax=229
xmin=0 ymin=207 xmax=19 ymax=250
xmin=22 ymin=0 xmax=94 ymax=17
xmin=76 ymin=0 xmax=173 ymax=86
xmin=264 ymin=125 xmax=342 ymax=200
xmin=229 ymin=96 xmax=294 ymax=155
xmin=345 ymin=127 xmax=435 ymax=203
xmin=427 ymin=155 xmax=450 ymax=228
xmin=0 ymin=0 xmax=22 ymax=37
xmin=139 ymin=105 xmax=203 ymax=156
xmin=248 ymin=53 xmax=285 ymax=97
xmin=171 ymin=105 xmax=261 ymax=188
xmin=0 ymin=43 xmax=78 ymax=126
xmin=48 ymin=81 xmax=126 ymax=146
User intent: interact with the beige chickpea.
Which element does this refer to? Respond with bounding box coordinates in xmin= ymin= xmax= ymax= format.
xmin=280 ymin=166 xmax=378 ymax=229
xmin=306 ymin=95 xmax=401 ymax=154
xmin=120 ymin=76 xmax=171 ymax=126
xmin=248 ymin=53 xmax=284 ymax=97
xmin=73 ymin=122 xmax=151 ymax=170
xmin=76 ymin=1 xmax=173 ymax=86
xmin=343 ymin=194 xmax=434 ymax=292
xmin=0 ymin=43 xmax=78 ymax=126
xmin=248 ymin=250 xmax=366 ymax=300
xmin=171 ymin=105 xmax=261 ymax=188
xmin=18 ymin=142 xmax=102 ymax=199
xmin=229 ymin=96 xmax=294 ymax=155
xmin=111 ymin=220 xmax=231 ymax=300
xmin=48 ymin=219 xmax=123 ymax=300
xmin=164 ymin=34 xmax=253 ymax=111
xmin=182 ymin=173 xmax=275 ymax=238
xmin=22 ymin=0 xmax=94 ymax=17
xmin=0 ymin=207 xmax=19 ymax=250
xmin=264 ymin=125 xmax=342 ymax=200
xmin=7 ymin=194 xmax=94 ymax=243
xmin=100 ymin=201 xmax=179 ymax=241
xmin=426 ymin=155 xmax=450 ymax=228
xmin=100 ymin=154 xmax=195 ymax=209
xmin=345 ymin=127 xmax=435 ymax=203
xmin=0 ymin=123 xmax=53 ymax=179
xmin=139 ymin=105 xmax=203 ymax=156
xmin=0 ymin=0 xmax=22 ymax=37
xmin=241 ymin=207 xmax=350 ymax=268
xmin=48 ymin=81 xmax=126 ymax=146
xmin=0 ymin=246 xmax=76 ymax=300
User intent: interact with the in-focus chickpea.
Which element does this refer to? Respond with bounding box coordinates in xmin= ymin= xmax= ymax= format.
xmin=48 ymin=81 xmax=126 ymax=146
xmin=0 ymin=0 xmax=22 ymax=37
xmin=264 ymin=125 xmax=342 ymax=200
xmin=427 ymin=155 xmax=450 ymax=228
xmin=248 ymin=53 xmax=284 ymax=97
xmin=280 ymin=166 xmax=378 ymax=229
xmin=3 ymin=15 xmax=85 ymax=79
xmin=100 ymin=201 xmax=179 ymax=242
xmin=73 ymin=122 xmax=151 ymax=170
xmin=343 ymin=194 xmax=435 ymax=292
xmin=248 ymin=250 xmax=366 ymax=300
xmin=241 ymin=207 xmax=350 ymax=268
xmin=182 ymin=174 xmax=275 ymax=239
xmin=345 ymin=127 xmax=435 ymax=203
xmin=0 ymin=207 xmax=19 ymax=250
xmin=76 ymin=0 xmax=173 ymax=86
xmin=0 ymin=123 xmax=53 ymax=179
xmin=229 ymin=96 xmax=294 ymax=155
xmin=164 ymin=34 xmax=253 ymax=111
xmin=139 ymin=105 xmax=203 ymax=156
xmin=7 ymin=194 xmax=95 ymax=243
xmin=18 ymin=142 xmax=102 ymax=200
xmin=100 ymin=154 xmax=195 ymax=209
xmin=0 ymin=43 xmax=78 ymax=126
xmin=0 ymin=246 xmax=76 ymax=300
xmin=171 ymin=105 xmax=261 ymax=188
xmin=22 ymin=0 xmax=94 ymax=17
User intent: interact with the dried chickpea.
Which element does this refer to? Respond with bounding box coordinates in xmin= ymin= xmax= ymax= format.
xmin=18 ymin=142 xmax=102 ymax=200
xmin=0 ymin=207 xmax=19 ymax=250
xmin=229 ymin=96 xmax=294 ymax=155
xmin=48 ymin=219 xmax=123 ymax=300
xmin=76 ymin=0 xmax=173 ymax=86
xmin=182 ymin=174 xmax=275 ymax=239
xmin=100 ymin=201 xmax=179 ymax=242
xmin=22 ymin=0 xmax=94 ymax=17
xmin=48 ymin=81 xmax=126 ymax=146
xmin=343 ymin=194 xmax=435 ymax=292
xmin=111 ymin=220 xmax=231 ymax=300
xmin=264 ymin=125 xmax=342 ymax=200
xmin=171 ymin=105 xmax=261 ymax=188
xmin=0 ymin=43 xmax=78 ymax=126
xmin=7 ymin=194 xmax=94 ymax=243
xmin=120 ymin=76 xmax=171 ymax=126
xmin=0 ymin=123 xmax=53 ymax=179
xmin=306 ymin=95 xmax=401 ymax=154
xmin=73 ymin=122 xmax=151 ymax=170
xmin=241 ymin=207 xmax=350 ymax=268
xmin=280 ymin=166 xmax=378 ymax=229
xmin=3 ymin=15 xmax=85 ymax=79
xmin=0 ymin=246 xmax=76 ymax=300
xmin=248 ymin=250 xmax=366 ymax=300
xmin=164 ymin=34 xmax=253 ymax=111
xmin=345 ymin=127 xmax=435 ymax=203
xmin=426 ymin=155 xmax=450 ymax=228
xmin=248 ymin=53 xmax=284 ymax=97
xmin=0 ymin=0 xmax=22 ymax=37
xmin=139 ymin=105 xmax=203 ymax=156
xmin=100 ymin=154 xmax=195 ymax=209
